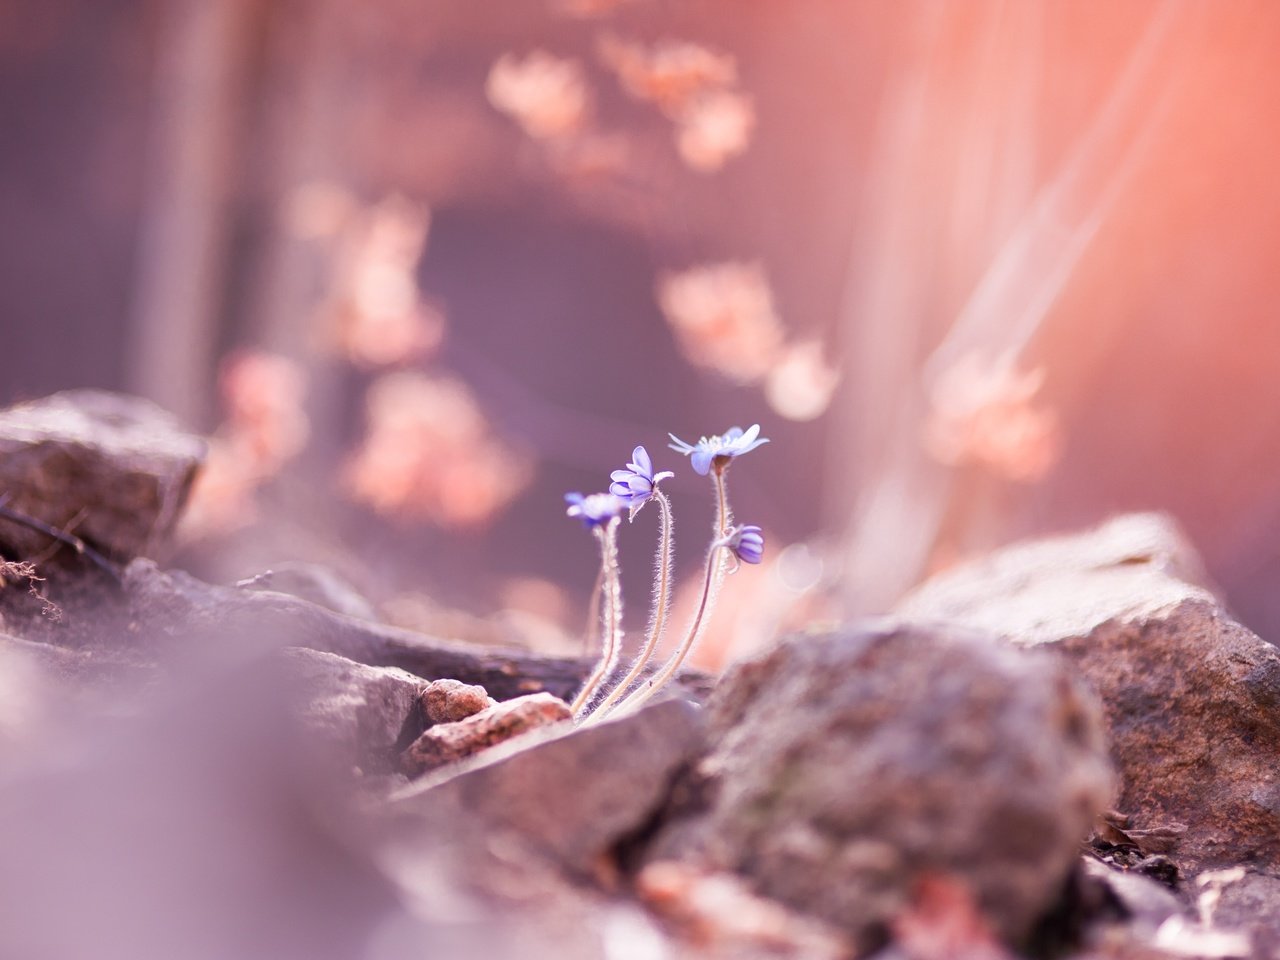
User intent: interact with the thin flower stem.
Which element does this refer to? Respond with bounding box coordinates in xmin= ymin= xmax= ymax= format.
xmin=570 ymin=519 xmax=623 ymax=716
xmin=611 ymin=468 xmax=732 ymax=716
xmin=581 ymin=564 xmax=604 ymax=657
xmin=583 ymin=489 xmax=674 ymax=723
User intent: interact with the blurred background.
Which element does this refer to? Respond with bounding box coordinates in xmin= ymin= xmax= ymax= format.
xmin=4 ymin=0 xmax=1280 ymax=667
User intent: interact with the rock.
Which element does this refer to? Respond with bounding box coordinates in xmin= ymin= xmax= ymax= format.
xmin=399 ymin=692 xmax=571 ymax=775
xmin=898 ymin=512 xmax=1280 ymax=872
xmin=122 ymin=559 xmax=701 ymax=703
xmin=636 ymin=861 xmax=852 ymax=960
xmin=238 ymin=561 xmax=378 ymax=621
xmin=421 ymin=678 xmax=495 ymax=724
xmin=648 ymin=621 xmax=1113 ymax=952
xmin=282 ymin=647 xmax=429 ymax=775
xmin=1080 ymin=857 xmax=1184 ymax=932
xmin=0 ymin=390 xmax=205 ymax=564
xmin=1200 ymin=869 xmax=1280 ymax=959
xmin=391 ymin=699 xmax=705 ymax=879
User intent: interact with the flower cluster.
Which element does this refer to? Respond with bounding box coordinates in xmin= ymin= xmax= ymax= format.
xmin=564 ymin=424 xmax=769 ymax=723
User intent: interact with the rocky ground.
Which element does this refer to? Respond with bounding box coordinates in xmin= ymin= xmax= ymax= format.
xmin=0 ymin=389 xmax=1277 ymax=960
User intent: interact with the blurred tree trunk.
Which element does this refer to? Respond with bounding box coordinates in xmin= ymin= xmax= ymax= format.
xmin=127 ymin=0 xmax=260 ymax=428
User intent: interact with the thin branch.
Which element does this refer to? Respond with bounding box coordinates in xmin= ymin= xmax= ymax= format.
xmin=0 ymin=494 xmax=123 ymax=583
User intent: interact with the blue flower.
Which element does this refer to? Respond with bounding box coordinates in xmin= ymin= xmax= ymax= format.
xmin=609 ymin=446 xmax=675 ymax=505
xmin=724 ymin=524 xmax=765 ymax=564
xmin=565 ymin=491 xmax=625 ymax=528
xmin=668 ymin=424 xmax=769 ymax=476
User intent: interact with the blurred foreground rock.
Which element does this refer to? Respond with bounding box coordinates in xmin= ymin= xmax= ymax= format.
xmin=0 ymin=390 xmax=204 ymax=564
xmin=283 ymin=647 xmax=429 ymax=776
xmin=392 ymin=699 xmax=704 ymax=879
xmin=648 ymin=620 xmax=1114 ymax=953
xmin=899 ymin=512 xmax=1280 ymax=874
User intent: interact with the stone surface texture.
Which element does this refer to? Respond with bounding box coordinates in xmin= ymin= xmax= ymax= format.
xmin=283 ymin=647 xmax=429 ymax=775
xmin=399 ymin=691 xmax=572 ymax=775
xmin=649 ymin=621 xmax=1113 ymax=951
xmin=0 ymin=390 xmax=205 ymax=563
xmin=421 ymin=678 xmax=496 ymax=724
xmin=898 ymin=512 xmax=1280 ymax=874
xmin=392 ymin=699 xmax=705 ymax=878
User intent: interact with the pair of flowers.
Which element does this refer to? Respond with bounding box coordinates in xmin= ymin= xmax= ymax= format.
xmin=565 ymin=424 xmax=767 ymax=564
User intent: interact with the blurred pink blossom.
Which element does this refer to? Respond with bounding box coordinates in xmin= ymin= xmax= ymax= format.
xmin=597 ymin=36 xmax=737 ymax=115
xmin=656 ymin=261 xmax=785 ymax=384
xmin=675 ymin=89 xmax=755 ymax=172
xmin=924 ymin=352 xmax=1062 ymax=482
xmin=182 ymin=352 xmax=311 ymax=538
xmin=486 ymin=50 xmax=591 ymax=141
xmin=324 ymin=196 xmax=443 ymax=370
xmin=345 ymin=372 xmax=531 ymax=527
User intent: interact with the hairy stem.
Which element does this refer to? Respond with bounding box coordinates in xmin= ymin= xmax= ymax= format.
xmin=570 ymin=519 xmax=623 ymax=716
xmin=580 ymin=563 xmax=604 ymax=657
xmin=612 ymin=467 xmax=732 ymax=716
xmin=583 ymin=489 xmax=674 ymax=723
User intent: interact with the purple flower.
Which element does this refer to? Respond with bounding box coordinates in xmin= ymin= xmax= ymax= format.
xmin=668 ymin=424 xmax=769 ymax=476
xmin=565 ymin=491 xmax=625 ymax=528
xmin=609 ymin=445 xmax=675 ymax=505
xmin=724 ymin=524 xmax=765 ymax=564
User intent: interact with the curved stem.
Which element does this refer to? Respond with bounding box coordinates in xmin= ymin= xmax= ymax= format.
xmin=570 ymin=519 xmax=623 ymax=715
xmin=583 ymin=489 xmax=674 ymax=723
xmin=612 ymin=469 xmax=732 ymax=716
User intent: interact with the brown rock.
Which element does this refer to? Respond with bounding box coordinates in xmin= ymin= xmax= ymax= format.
xmin=636 ymin=861 xmax=852 ymax=960
xmin=0 ymin=391 xmax=205 ymax=564
xmin=283 ymin=647 xmax=429 ymax=775
xmin=649 ymin=621 xmax=1113 ymax=952
xmin=399 ymin=692 xmax=571 ymax=775
xmin=898 ymin=512 xmax=1280 ymax=872
xmin=390 ymin=699 xmax=704 ymax=878
xmin=421 ymin=678 xmax=495 ymax=724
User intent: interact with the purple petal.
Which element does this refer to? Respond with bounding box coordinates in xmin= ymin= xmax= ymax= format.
xmin=611 ymin=469 xmax=634 ymax=482
xmin=738 ymin=424 xmax=760 ymax=446
xmin=691 ymin=448 xmax=714 ymax=476
xmin=653 ymin=470 xmax=675 ymax=484
xmin=609 ymin=482 xmax=632 ymax=498
xmin=668 ymin=433 xmax=694 ymax=454
xmin=724 ymin=426 xmax=744 ymax=441
xmin=739 ymin=437 xmax=770 ymax=454
xmin=631 ymin=446 xmax=652 ymax=476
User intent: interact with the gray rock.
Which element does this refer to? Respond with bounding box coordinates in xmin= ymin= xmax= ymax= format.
xmin=1080 ymin=857 xmax=1184 ymax=931
xmin=649 ymin=621 xmax=1113 ymax=951
xmin=391 ymin=699 xmax=705 ymax=879
xmin=1204 ymin=869 xmax=1280 ymax=959
xmin=899 ymin=512 xmax=1280 ymax=872
xmin=238 ymin=561 xmax=378 ymax=621
xmin=282 ymin=647 xmax=429 ymax=776
xmin=399 ymin=692 xmax=571 ymax=776
xmin=0 ymin=390 xmax=205 ymax=564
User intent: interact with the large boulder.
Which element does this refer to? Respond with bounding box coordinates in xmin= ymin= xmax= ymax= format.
xmin=647 ymin=621 xmax=1113 ymax=953
xmin=898 ymin=512 xmax=1280 ymax=873
xmin=0 ymin=390 xmax=204 ymax=564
